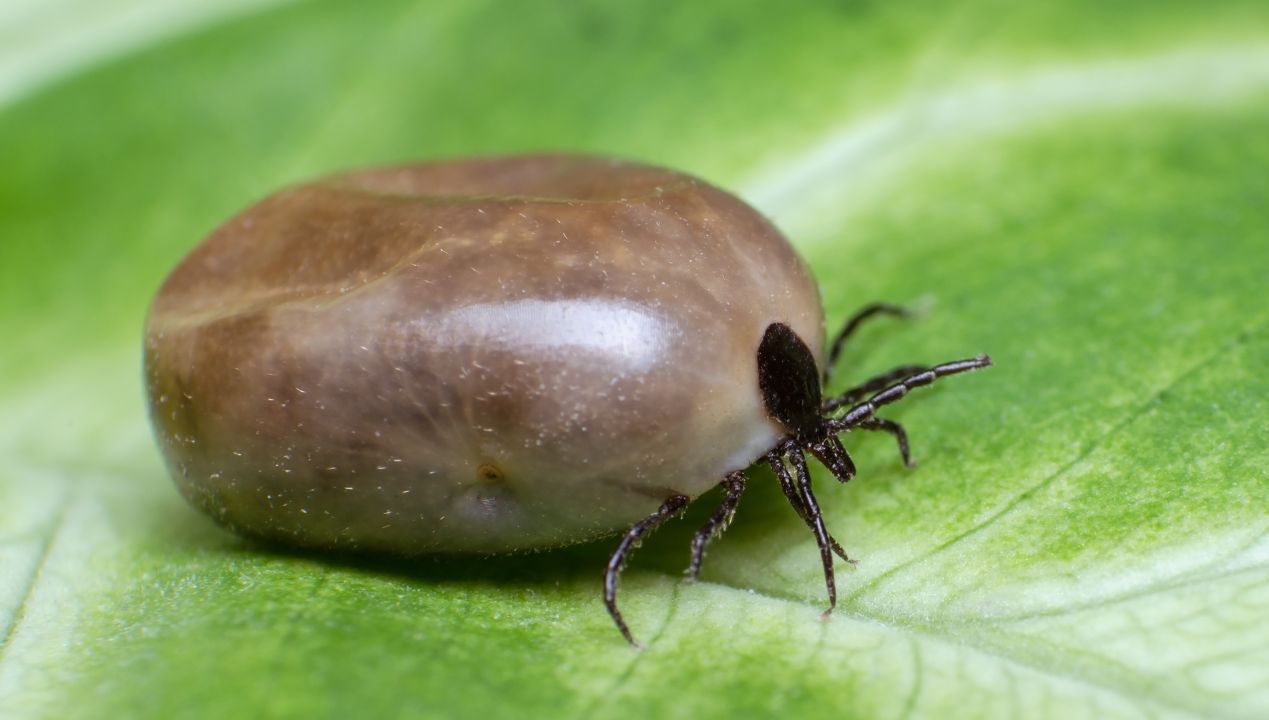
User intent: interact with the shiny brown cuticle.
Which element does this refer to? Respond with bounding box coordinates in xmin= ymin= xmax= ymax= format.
xmin=144 ymin=154 xmax=991 ymax=647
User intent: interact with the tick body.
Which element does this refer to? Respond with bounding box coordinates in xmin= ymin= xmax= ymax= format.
xmin=145 ymin=154 xmax=990 ymax=646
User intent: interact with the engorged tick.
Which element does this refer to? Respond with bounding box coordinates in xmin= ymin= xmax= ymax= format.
xmin=143 ymin=154 xmax=991 ymax=647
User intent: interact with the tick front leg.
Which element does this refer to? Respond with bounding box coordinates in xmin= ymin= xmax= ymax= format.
xmin=687 ymin=472 xmax=746 ymax=582
xmin=827 ymin=355 xmax=993 ymax=432
xmin=787 ymin=448 xmax=838 ymax=616
xmin=808 ymin=434 xmax=856 ymax=483
xmin=768 ymin=448 xmax=854 ymax=563
xmin=823 ymin=364 xmax=927 ymax=413
xmin=605 ymin=494 xmax=690 ymax=647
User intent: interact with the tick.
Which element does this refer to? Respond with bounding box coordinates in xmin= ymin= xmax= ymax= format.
xmin=144 ymin=154 xmax=990 ymax=646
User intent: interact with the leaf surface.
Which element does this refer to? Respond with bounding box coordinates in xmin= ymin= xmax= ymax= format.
xmin=2 ymin=2 xmax=1266 ymax=718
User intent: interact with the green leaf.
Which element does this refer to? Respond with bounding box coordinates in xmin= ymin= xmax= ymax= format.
xmin=2 ymin=1 xmax=1266 ymax=718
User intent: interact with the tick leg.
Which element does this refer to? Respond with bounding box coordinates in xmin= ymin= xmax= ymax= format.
xmin=827 ymin=355 xmax=993 ymax=433
xmin=788 ymin=448 xmax=839 ymax=616
xmin=858 ymin=417 xmax=914 ymax=467
xmin=808 ymin=434 xmax=857 ymax=483
xmin=768 ymin=449 xmax=854 ymax=562
xmin=686 ymin=472 xmax=747 ymax=581
xmin=770 ymin=449 xmax=810 ymax=519
xmin=823 ymin=364 xmax=927 ymax=413
xmin=823 ymin=303 xmax=910 ymax=385
xmin=605 ymin=494 xmax=690 ymax=647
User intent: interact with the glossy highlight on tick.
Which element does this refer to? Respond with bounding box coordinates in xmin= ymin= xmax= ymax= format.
xmin=143 ymin=154 xmax=991 ymax=647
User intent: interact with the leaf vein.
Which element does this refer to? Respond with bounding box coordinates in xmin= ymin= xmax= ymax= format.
xmin=847 ymin=317 xmax=1267 ymax=605
xmin=0 ymin=488 xmax=70 ymax=663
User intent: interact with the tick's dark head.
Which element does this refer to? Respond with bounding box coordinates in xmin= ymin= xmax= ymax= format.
xmin=757 ymin=322 xmax=824 ymax=441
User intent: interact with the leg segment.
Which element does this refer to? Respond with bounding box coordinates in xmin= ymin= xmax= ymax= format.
xmin=808 ymin=434 xmax=856 ymax=484
xmin=770 ymin=449 xmax=813 ymax=522
xmin=858 ymin=417 xmax=913 ymax=467
xmin=687 ymin=472 xmax=747 ymax=581
xmin=823 ymin=364 xmax=927 ymax=413
xmin=823 ymin=303 xmax=910 ymax=385
xmin=605 ymin=494 xmax=690 ymax=647
xmin=768 ymin=449 xmax=853 ymax=562
xmin=787 ymin=448 xmax=838 ymax=616
xmin=827 ymin=355 xmax=992 ymax=433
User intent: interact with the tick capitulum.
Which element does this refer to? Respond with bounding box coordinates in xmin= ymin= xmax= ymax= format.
xmin=603 ymin=304 xmax=991 ymax=646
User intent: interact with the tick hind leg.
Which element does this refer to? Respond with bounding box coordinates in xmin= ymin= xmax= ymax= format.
xmin=605 ymin=494 xmax=689 ymax=647
xmin=686 ymin=472 xmax=747 ymax=581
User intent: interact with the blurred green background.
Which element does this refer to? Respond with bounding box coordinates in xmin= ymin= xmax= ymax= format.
xmin=2 ymin=1 xmax=1267 ymax=718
